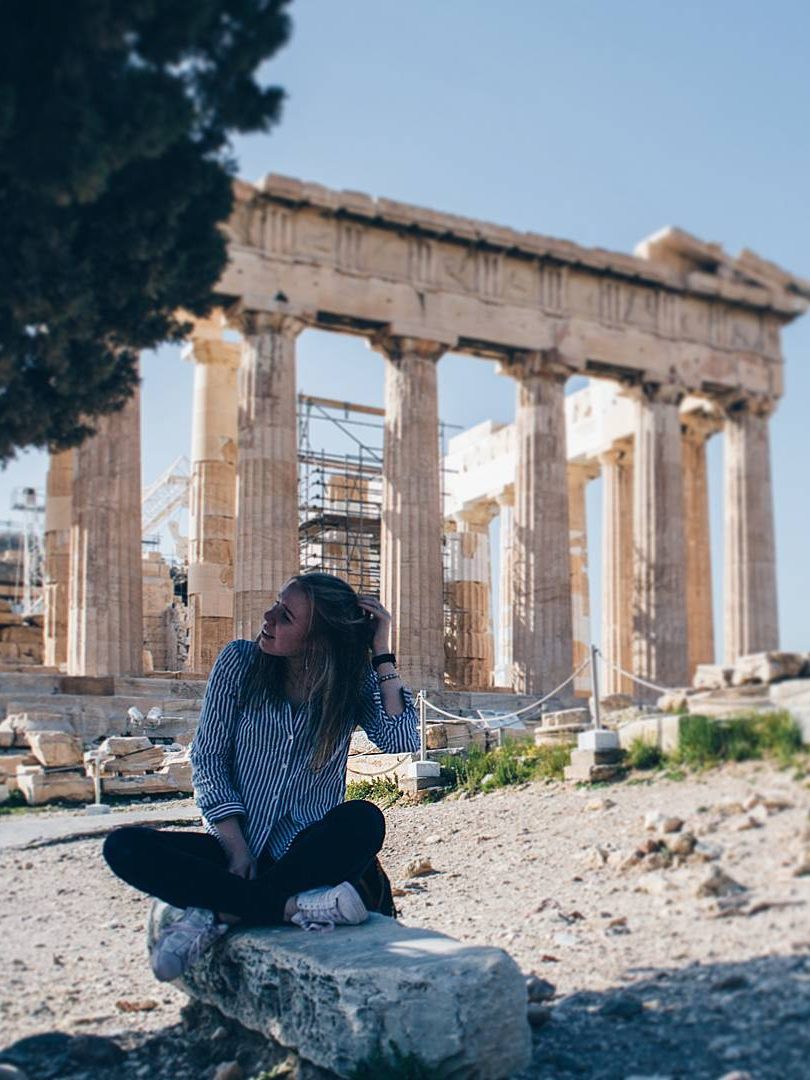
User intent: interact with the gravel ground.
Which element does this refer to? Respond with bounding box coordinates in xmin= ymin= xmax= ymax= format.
xmin=1 ymin=761 xmax=809 ymax=1079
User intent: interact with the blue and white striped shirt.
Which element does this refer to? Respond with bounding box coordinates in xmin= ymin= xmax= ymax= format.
xmin=190 ymin=639 xmax=421 ymax=860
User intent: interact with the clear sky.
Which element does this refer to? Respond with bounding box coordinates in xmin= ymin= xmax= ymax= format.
xmin=3 ymin=0 xmax=808 ymax=655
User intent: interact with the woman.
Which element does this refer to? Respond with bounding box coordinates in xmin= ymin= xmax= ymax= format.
xmin=103 ymin=572 xmax=420 ymax=981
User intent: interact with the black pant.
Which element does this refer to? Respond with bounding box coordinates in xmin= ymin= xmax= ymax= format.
xmin=103 ymin=799 xmax=385 ymax=925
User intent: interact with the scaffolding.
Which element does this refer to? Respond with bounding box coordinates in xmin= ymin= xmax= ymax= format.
xmin=297 ymin=394 xmax=461 ymax=597
xmin=298 ymin=395 xmax=385 ymax=594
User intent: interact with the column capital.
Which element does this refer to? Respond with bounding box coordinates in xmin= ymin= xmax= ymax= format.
xmin=237 ymin=311 xmax=307 ymax=339
xmin=681 ymin=404 xmax=722 ymax=444
xmin=625 ymin=378 xmax=687 ymax=407
xmin=720 ymin=392 xmax=777 ymax=421
xmin=497 ymin=348 xmax=574 ymax=383
xmin=568 ymin=459 xmax=600 ymax=485
xmin=454 ymin=500 xmax=499 ymax=531
xmin=183 ymin=338 xmax=240 ymax=370
xmin=369 ymin=331 xmax=447 ymax=364
xmin=496 ymin=484 xmax=515 ymax=509
xmin=598 ymin=436 xmax=633 ymax=468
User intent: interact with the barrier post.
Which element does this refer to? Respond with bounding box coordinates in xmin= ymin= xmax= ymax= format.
xmin=590 ymin=644 xmax=603 ymax=730
xmin=419 ymin=691 xmax=428 ymax=763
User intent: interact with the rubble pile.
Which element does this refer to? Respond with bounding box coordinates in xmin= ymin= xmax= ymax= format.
xmin=0 ymin=599 xmax=44 ymax=666
xmin=0 ymin=713 xmax=193 ymax=805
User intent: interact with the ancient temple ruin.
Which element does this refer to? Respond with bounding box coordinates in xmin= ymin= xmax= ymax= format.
xmin=38 ymin=175 xmax=810 ymax=696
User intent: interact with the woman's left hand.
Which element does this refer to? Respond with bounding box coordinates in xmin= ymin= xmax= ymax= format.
xmin=358 ymin=595 xmax=392 ymax=652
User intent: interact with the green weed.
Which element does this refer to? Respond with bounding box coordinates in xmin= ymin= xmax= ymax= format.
xmin=624 ymin=737 xmax=665 ymax=771
xmin=437 ymin=738 xmax=571 ymax=796
xmin=345 ymin=776 xmax=404 ymax=809
xmin=675 ymin=711 xmax=803 ymax=769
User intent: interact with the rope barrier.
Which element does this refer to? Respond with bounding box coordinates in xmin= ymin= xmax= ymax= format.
xmin=416 ymin=656 xmax=592 ymax=726
xmin=593 ymin=646 xmax=670 ymax=696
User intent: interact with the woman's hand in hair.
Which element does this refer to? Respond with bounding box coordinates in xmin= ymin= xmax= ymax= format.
xmin=358 ymin=595 xmax=392 ymax=653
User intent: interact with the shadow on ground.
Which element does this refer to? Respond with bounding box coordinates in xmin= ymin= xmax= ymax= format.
xmin=518 ymin=951 xmax=810 ymax=1080
xmin=2 ymin=954 xmax=809 ymax=1080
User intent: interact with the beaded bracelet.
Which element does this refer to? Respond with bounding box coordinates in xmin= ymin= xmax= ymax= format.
xmin=377 ymin=671 xmax=400 ymax=683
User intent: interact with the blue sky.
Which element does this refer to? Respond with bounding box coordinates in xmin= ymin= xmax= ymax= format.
xmin=3 ymin=0 xmax=808 ymax=654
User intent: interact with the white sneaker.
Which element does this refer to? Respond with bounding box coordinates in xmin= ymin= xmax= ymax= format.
xmin=290 ymin=881 xmax=368 ymax=933
xmin=149 ymin=907 xmax=228 ymax=981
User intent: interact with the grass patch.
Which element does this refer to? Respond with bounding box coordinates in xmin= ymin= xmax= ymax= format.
xmin=624 ymin=737 xmax=665 ymax=771
xmin=437 ymin=738 xmax=572 ymax=796
xmin=0 ymin=789 xmax=28 ymax=815
xmin=674 ymin=711 xmax=803 ymax=769
xmin=619 ymin=710 xmax=805 ymax=779
xmin=345 ymin=776 xmax=404 ymax=809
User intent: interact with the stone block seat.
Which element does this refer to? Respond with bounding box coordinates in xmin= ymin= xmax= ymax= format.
xmin=148 ymin=901 xmax=531 ymax=1079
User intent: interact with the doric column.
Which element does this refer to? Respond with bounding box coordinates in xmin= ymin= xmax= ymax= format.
xmin=43 ymin=450 xmax=73 ymax=669
xmin=494 ymin=486 xmax=515 ymax=687
xmin=185 ymin=329 xmax=239 ymax=672
xmin=723 ymin=395 xmax=779 ymax=663
xmin=568 ymin=461 xmax=598 ymax=696
xmin=373 ymin=335 xmax=446 ymax=689
xmin=682 ymin=409 xmax=719 ymax=677
xmin=68 ymin=389 xmax=143 ymax=676
xmin=631 ymin=383 xmax=689 ymax=696
xmin=504 ymin=355 xmax=573 ymax=696
xmin=234 ymin=313 xmax=303 ymax=641
xmin=444 ymin=503 xmax=496 ymax=690
xmin=599 ymin=438 xmax=634 ymax=696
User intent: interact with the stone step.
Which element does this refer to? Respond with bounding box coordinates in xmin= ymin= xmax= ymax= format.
xmin=148 ymin=903 xmax=531 ymax=1079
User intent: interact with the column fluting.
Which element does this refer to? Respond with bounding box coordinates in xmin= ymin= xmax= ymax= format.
xmin=234 ymin=313 xmax=302 ymax=641
xmin=508 ymin=356 xmax=573 ymax=696
xmin=631 ymin=383 xmax=689 ymax=697
xmin=599 ymin=439 xmax=634 ymax=696
xmin=375 ymin=335 xmax=446 ymax=689
xmin=682 ymin=409 xmax=719 ymax=677
xmin=723 ymin=396 xmax=779 ymax=663
xmin=67 ymin=389 xmax=143 ymax=676
xmin=43 ymin=450 xmax=73 ymax=669
xmin=185 ymin=331 xmax=239 ymax=672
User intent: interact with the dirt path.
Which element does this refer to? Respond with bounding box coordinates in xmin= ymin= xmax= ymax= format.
xmin=1 ymin=761 xmax=809 ymax=1078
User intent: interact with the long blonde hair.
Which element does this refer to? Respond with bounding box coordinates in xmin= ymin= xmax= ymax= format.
xmin=239 ymin=573 xmax=375 ymax=770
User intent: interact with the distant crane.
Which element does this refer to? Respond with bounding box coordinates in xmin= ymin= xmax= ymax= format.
xmin=141 ymin=455 xmax=190 ymax=538
xmin=10 ymin=487 xmax=45 ymax=615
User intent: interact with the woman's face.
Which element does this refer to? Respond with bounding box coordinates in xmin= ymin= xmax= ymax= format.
xmin=258 ymin=582 xmax=312 ymax=658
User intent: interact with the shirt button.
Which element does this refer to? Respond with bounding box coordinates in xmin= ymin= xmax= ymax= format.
xmin=281 ymin=763 xmax=288 ymax=769
xmin=288 ymin=734 xmax=293 ymax=741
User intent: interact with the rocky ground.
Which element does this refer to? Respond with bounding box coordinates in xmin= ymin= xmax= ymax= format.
xmin=1 ymin=760 xmax=809 ymax=1079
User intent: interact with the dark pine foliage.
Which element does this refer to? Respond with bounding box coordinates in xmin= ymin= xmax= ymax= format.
xmin=0 ymin=0 xmax=292 ymax=463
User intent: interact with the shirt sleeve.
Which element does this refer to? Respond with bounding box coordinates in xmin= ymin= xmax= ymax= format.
xmin=357 ymin=665 xmax=420 ymax=754
xmin=190 ymin=640 xmax=249 ymax=822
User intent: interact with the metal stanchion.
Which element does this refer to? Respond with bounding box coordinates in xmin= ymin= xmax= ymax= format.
xmin=419 ymin=692 xmax=428 ymax=763
xmin=590 ymin=643 xmax=603 ymax=730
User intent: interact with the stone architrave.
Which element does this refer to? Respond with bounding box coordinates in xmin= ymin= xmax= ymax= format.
xmin=723 ymin=395 xmax=779 ymax=664
xmin=234 ymin=313 xmax=303 ymax=641
xmin=568 ymin=461 xmax=598 ymax=696
xmin=494 ymin=486 xmax=515 ymax=687
xmin=68 ymin=389 xmax=143 ymax=676
xmin=504 ymin=354 xmax=573 ymax=697
xmin=445 ymin=503 xmax=496 ymax=690
xmin=185 ymin=330 xmax=239 ymax=672
xmin=599 ymin=439 xmax=634 ymax=696
xmin=374 ymin=335 xmax=446 ymax=690
xmin=630 ymin=383 xmax=689 ymax=697
xmin=43 ymin=450 xmax=73 ymax=669
xmin=681 ymin=409 xmax=719 ymax=677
